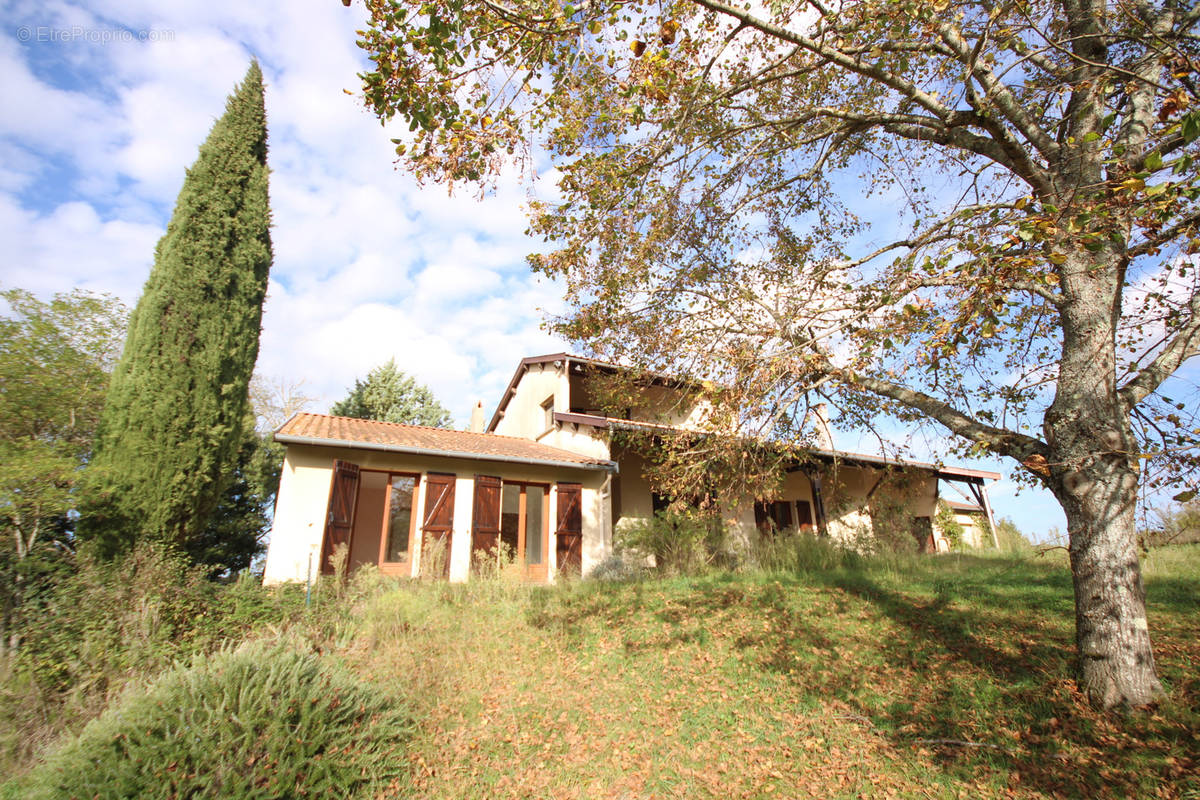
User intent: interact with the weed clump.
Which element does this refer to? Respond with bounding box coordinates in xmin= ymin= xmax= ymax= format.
xmin=617 ymin=509 xmax=729 ymax=575
xmin=14 ymin=640 xmax=411 ymax=800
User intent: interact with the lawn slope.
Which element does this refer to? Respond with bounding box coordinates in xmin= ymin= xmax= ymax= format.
xmin=344 ymin=548 xmax=1198 ymax=799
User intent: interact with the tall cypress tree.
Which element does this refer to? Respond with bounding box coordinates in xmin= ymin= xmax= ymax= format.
xmin=82 ymin=62 xmax=272 ymax=558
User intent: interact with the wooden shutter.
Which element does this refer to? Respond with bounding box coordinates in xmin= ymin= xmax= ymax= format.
xmin=556 ymin=483 xmax=583 ymax=575
xmin=320 ymin=460 xmax=360 ymax=575
xmin=472 ymin=475 xmax=502 ymax=560
xmin=421 ymin=473 xmax=456 ymax=578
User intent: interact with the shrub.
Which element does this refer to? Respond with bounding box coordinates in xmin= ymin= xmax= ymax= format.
xmin=588 ymin=553 xmax=646 ymax=582
xmin=1141 ymin=499 xmax=1200 ymax=548
xmin=14 ymin=640 xmax=411 ymax=800
xmin=754 ymin=530 xmax=866 ymax=574
xmin=994 ymin=517 xmax=1035 ymax=554
xmin=617 ymin=509 xmax=728 ymax=575
xmin=935 ymin=500 xmax=965 ymax=550
xmin=2 ymin=544 xmax=329 ymax=779
xmin=16 ymin=544 xmax=221 ymax=698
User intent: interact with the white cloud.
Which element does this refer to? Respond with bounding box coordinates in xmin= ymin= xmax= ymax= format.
xmin=1 ymin=0 xmax=575 ymax=429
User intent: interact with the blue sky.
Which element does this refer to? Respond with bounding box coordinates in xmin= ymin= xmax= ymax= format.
xmin=0 ymin=0 xmax=1073 ymax=540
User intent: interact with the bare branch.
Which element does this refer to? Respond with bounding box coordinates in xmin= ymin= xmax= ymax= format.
xmin=1118 ymin=294 xmax=1200 ymax=409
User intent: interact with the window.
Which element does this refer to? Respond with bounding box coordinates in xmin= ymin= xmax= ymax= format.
xmin=795 ymin=500 xmax=814 ymax=532
xmin=491 ymin=480 xmax=549 ymax=579
xmin=754 ymin=500 xmax=793 ymax=535
xmin=383 ymin=474 xmax=418 ymax=563
xmin=525 ymin=487 xmax=544 ymax=565
xmin=541 ymin=396 xmax=555 ymax=431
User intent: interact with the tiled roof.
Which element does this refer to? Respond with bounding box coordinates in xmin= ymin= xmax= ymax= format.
xmin=275 ymin=413 xmax=616 ymax=471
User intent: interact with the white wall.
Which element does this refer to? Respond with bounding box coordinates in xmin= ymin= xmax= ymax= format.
xmin=492 ymin=362 xmax=566 ymax=440
xmin=819 ymin=464 xmax=939 ymax=549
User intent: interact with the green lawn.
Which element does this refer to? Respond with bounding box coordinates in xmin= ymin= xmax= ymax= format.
xmin=344 ymin=546 xmax=1199 ymax=799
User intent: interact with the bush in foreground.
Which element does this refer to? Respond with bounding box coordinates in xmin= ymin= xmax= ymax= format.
xmin=13 ymin=640 xmax=410 ymax=800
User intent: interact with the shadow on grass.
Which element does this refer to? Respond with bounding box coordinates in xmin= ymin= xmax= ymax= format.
xmin=762 ymin=561 xmax=1198 ymax=799
xmin=533 ymin=554 xmax=1199 ymax=799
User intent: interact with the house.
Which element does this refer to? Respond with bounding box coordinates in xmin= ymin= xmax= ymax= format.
xmin=261 ymin=413 xmax=617 ymax=585
xmin=262 ymin=353 xmax=1000 ymax=585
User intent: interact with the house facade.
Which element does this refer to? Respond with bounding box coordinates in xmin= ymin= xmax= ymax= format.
xmin=263 ymin=353 xmax=1000 ymax=584
xmin=262 ymin=413 xmax=617 ymax=585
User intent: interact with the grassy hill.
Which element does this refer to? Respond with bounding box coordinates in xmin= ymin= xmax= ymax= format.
xmin=4 ymin=545 xmax=1198 ymax=799
xmin=345 ymin=546 xmax=1197 ymax=799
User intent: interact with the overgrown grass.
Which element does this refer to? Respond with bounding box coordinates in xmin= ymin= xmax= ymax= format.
xmin=0 ymin=544 xmax=392 ymax=780
xmin=343 ymin=541 xmax=1198 ymax=799
xmin=4 ymin=541 xmax=1197 ymax=799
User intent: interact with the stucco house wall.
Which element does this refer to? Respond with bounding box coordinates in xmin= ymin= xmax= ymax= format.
xmin=492 ymin=361 xmax=567 ymax=441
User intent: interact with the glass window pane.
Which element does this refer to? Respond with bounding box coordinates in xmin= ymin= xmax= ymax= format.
xmin=525 ymin=487 xmax=543 ymax=565
xmin=385 ymin=476 xmax=415 ymax=562
xmin=500 ymin=484 xmax=520 ymax=556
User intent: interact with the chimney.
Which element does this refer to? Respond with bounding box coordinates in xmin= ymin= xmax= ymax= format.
xmin=809 ymin=403 xmax=834 ymax=450
xmin=469 ymin=400 xmax=486 ymax=433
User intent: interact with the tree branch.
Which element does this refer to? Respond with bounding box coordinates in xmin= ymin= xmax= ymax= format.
xmin=831 ymin=368 xmax=1050 ymax=463
xmin=1118 ymin=294 xmax=1200 ymax=409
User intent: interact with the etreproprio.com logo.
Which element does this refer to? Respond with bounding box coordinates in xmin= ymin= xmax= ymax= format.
xmin=16 ymin=26 xmax=176 ymax=44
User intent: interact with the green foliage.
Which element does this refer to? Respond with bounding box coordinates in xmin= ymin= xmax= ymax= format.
xmin=0 ymin=543 xmax=370 ymax=778
xmin=994 ymin=517 xmax=1034 ymax=555
xmin=0 ymin=288 xmax=128 ymax=651
xmin=754 ymin=529 xmax=867 ymax=573
xmin=81 ymin=62 xmax=273 ymax=561
xmin=935 ymin=500 xmax=966 ymax=550
xmin=617 ymin=509 xmax=728 ymax=575
xmin=187 ymin=418 xmax=282 ymax=576
xmin=17 ymin=545 xmax=228 ymax=697
xmin=330 ymin=358 xmax=453 ymax=428
xmin=14 ymin=641 xmax=411 ymax=800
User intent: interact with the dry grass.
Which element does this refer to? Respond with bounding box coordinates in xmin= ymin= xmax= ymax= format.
xmin=342 ymin=547 xmax=1200 ymax=799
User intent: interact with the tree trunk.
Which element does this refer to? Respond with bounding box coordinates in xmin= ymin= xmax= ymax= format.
xmin=1055 ymin=455 xmax=1164 ymax=708
xmin=1045 ymin=238 xmax=1165 ymax=708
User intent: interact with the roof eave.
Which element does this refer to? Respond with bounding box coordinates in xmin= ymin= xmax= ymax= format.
xmin=273 ymin=432 xmax=619 ymax=474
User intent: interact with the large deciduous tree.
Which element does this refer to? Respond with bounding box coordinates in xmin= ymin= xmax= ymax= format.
xmin=356 ymin=1 xmax=1200 ymax=707
xmin=0 ymin=288 xmax=127 ymax=651
xmin=82 ymin=62 xmax=273 ymax=560
xmin=331 ymin=359 xmax=454 ymax=427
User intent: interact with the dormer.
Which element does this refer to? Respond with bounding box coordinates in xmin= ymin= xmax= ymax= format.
xmin=486 ymin=354 xmax=711 ymax=446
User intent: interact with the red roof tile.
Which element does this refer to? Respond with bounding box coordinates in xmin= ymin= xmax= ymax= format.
xmin=274 ymin=413 xmax=616 ymax=471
